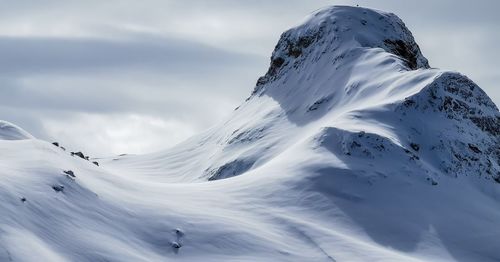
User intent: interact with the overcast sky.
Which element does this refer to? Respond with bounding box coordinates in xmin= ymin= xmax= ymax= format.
xmin=1 ymin=0 xmax=498 ymax=156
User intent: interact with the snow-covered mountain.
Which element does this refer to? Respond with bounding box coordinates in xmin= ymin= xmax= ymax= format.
xmin=1 ymin=6 xmax=499 ymax=262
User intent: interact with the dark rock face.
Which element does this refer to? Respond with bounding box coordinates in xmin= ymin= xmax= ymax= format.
xmin=253 ymin=56 xmax=286 ymax=92
xmin=470 ymin=116 xmax=500 ymax=136
xmin=468 ymin=143 xmax=482 ymax=154
xmin=71 ymin=151 xmax=86 ymax=159
xmin=63 ymin=170 xmax=76 ymax=178
xmin=52 ymin=185 xmax=64 ymax=192
xmin=286 ymin=35 xmax=315 ymax=58
xmin=268 ymin=57 xmax=286 ymax=77
xmin=383 ymin=39 xmax=419 ymax=69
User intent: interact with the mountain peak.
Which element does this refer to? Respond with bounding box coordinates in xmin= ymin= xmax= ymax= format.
xmin=252 ymin=5 xmax=429 ymax=96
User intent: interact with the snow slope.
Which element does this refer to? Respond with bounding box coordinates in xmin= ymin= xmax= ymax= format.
xmin=1 ymin=6 xmax=499 ymax=262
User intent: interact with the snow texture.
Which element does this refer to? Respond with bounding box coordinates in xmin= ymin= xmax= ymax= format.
xmin=0 ymin=120 xmax=34 ymax=140
xmin=1 ymin=5 xmax=499 ymax=262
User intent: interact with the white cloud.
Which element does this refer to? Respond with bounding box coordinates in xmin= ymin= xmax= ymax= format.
xmin=43 ymin=113 xmax=197 ymax=156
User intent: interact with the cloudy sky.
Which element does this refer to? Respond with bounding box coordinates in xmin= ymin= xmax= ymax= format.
xmin=1 ymin=0 xmax=498 ymax=156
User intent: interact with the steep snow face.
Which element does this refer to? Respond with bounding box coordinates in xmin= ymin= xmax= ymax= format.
xmin=393 ymin=72 xmax=499 ymax=178
xmin=108 ymin=6 xmax=498 ymax=184
xmin=0 ymin=120 xmax=34 ymax=140
xmin=1 ymin=5 xmax=500 ymax=262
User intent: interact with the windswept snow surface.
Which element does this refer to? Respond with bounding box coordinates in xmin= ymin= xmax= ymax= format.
xmin=1 ymin=6 xmax=500 ymax=262
xmin=0 ymin=120 xmax=34 ymax=140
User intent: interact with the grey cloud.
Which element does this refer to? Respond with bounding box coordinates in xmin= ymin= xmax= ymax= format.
xmin=0 ymin=32 xmax=267 ymax=129
xmin=0 ymin=35 xmax=263 ymax=76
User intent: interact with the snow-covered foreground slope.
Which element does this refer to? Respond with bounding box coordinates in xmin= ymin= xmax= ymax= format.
xmin=1 ymin=6 xmax=499 ymax=262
